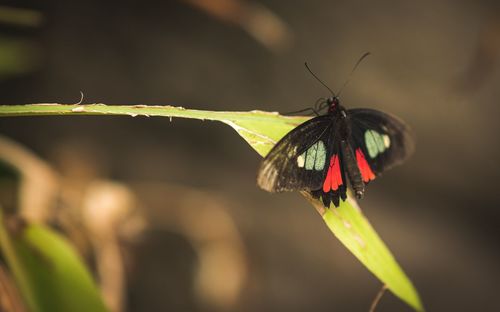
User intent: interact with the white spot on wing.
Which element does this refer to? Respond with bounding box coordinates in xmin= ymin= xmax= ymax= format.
xmin=297 ymin=154 xmax=305 ymax=167
xmin=383 ymin=134 xmax=391 ymax=148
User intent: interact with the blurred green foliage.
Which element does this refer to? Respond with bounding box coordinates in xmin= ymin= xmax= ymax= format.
xmin=0 ymin=210 xmax=109 ymax=312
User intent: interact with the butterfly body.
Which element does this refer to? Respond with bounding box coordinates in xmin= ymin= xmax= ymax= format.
xmin=257 ymin=96 xmax=414 ymax=208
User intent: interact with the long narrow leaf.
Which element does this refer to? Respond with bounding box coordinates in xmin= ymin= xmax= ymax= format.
xmin=0 ymin=104 xmax=424 ymax=311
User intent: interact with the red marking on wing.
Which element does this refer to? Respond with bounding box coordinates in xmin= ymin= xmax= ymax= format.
xmin=323 ymin=154 xmax=343 ymax=192
xmin=356 ymin=148 xmax=375 ymax=183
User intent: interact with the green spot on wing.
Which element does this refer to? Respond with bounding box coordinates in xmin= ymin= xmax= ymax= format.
xmin=304 ymin=141 xmax=326 ymax=170
xmin=365 ymin=130 xmax=387 ymax=158
xmin=365 ymin=130 xmax=379 ymax=158
xmin=373 ymin=131 xmax=386 ymax=153
xmin=314 ymin=141 xmax=326 ymax=170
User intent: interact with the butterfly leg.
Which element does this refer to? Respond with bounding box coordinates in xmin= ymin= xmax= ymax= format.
xmin=284 ymin=107 xmax=320 ymax=116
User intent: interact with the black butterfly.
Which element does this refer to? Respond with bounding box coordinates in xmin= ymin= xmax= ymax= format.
xmin=257 ymin=63 xmax=414 ymax=208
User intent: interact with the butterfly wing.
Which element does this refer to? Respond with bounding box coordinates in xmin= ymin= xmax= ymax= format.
xmin=257 ymin=116 xmax=335 ymax=193
xmin=347 ymin=108 xmax=415 ymax=177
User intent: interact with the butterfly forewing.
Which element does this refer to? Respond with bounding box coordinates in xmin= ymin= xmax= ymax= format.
xmin=257 ymin=105 xmax=414 ymax=208
xmin=257 ymin=116 xmax=335 ymax=192
xmin=347 ymin=108 xmax=415 ymax=175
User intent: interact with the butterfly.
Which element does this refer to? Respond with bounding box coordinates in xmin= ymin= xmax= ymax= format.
xmin=257 ymin=60 xmax=415 ymax=208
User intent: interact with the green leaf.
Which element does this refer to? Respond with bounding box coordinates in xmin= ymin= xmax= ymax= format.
xmin=0 ymin=210 xmax=109 ymax=312
xmin=0 ymin=104 xmax=424 ymax=311
xmin=0 ymin=36 xmax=41 ymax=79
xmin=228 ymin=113 xmax=424 ymax=312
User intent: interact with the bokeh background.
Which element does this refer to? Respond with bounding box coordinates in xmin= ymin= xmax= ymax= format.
xmin=1 ymin=0 xmax=500 ymax=311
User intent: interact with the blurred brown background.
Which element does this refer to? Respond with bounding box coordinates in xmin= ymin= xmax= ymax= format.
xmin=1 ymin=0 xmax=500 ymax=311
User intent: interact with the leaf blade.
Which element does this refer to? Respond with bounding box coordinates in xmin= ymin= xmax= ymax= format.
xmin=222 ymin=112 xmax=424 ymax=311
xmin=0 ymin=104 xmax=424 ymax=310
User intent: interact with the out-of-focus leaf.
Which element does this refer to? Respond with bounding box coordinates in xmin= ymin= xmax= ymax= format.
xmin=0 ymin=263 xmax=27 ymax=312
xmin=0 ymin=104 xmax=424 ymax=311
xmin=0 ymin=160 xmax=20 ymax=216
xmin=0 ymin=37 xmax=41 ymax=79
xmin=0 ymin=210 xmax=109 ymax=312
xmin=181 ymin=0 xmax=293 ymax=52
xmin=0 ymin=6 xmax=43 ymax=27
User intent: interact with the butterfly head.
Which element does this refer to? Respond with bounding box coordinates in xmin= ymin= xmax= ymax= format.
xmin=327 ymin=96 xmax=341 ymax=113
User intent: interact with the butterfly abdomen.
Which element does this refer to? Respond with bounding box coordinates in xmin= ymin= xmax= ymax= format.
xmin=340 ymin=140 xmax=365 ymax=199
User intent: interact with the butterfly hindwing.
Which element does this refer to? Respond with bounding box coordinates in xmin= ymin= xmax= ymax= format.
xmin=257 ymin=105 xmax=414 ymax=208
xmin=347 ymin=108 xmax=415 ymax=177
xmin=311 ymin=142 xmax=347 ymax=207
xmin=257 ymin=116 xmax=334 ymax=193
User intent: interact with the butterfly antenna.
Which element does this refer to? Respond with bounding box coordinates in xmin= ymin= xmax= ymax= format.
xmin=304 ymin=62 xmax=336 ymax=97
xmin=337 ymin=52 xmax=371 ymax=97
